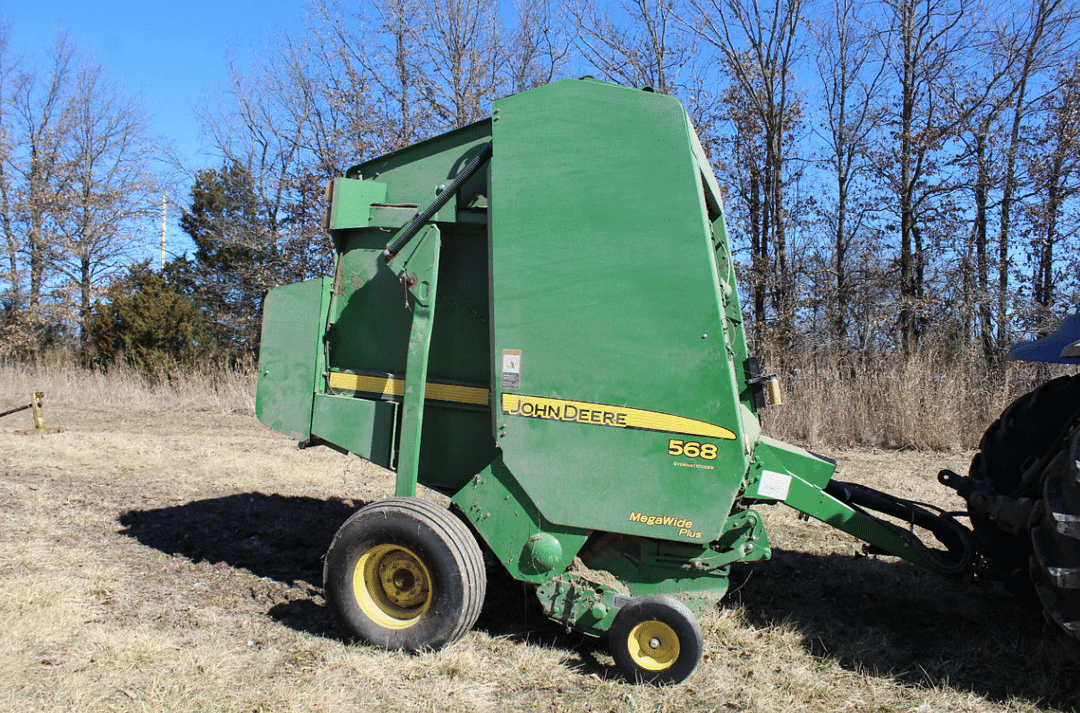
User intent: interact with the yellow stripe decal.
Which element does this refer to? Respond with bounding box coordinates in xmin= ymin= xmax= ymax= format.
xmin=501 ymin=393 xmax=737 ymax=440
xmin=427 ymin=382 xmax=490 ymax=406
xmin=328 ymin=372 xmax=489 ymax=406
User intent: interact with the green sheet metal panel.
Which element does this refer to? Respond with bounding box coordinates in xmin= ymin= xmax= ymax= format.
xmin=346 ymin=121 xmax=492 ymax=222
xmin=328 ymin=178 xmax=387 ymax=230
xmin=488 ymin=79 xmax=754 ymax=544
xmin=327 ymin=225 xmax=491 ymax=385
xmin=326 ymin=231 xmax=413 ymax=377
xmin=323 ymin=230 xmax=496 ymax=494
xmin=310 ymin=394 xmax=397 ymax=467
xmin=323 ymin=126 xmax=496 ymax=495
xmin=255 ymin=277 xmax=330 ymax=440
xmin=747 ymin=435 xmax=836 ymax=491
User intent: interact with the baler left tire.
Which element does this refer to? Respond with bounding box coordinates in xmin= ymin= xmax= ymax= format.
xmin=609 ymin=595 xmax=703 ymax=685
xmin=323 ymin=497 xmax=486 ymax=651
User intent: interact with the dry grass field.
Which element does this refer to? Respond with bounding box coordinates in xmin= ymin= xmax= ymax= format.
xmin=3 ymin=362 xmax=1080 ymax=712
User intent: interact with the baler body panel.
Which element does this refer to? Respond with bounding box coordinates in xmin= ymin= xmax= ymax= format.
xmin=255 ymin=277 xmax=331 ymax=441
xmin=257 ymin=80 xmax=764 ymax=541
xmin=255 ymin=79 xmax=834 ymax=551
xmin=486 ymin=80 xmax=753 ymax=542
xmin=313 ymin=121 xmax=497 ymax=493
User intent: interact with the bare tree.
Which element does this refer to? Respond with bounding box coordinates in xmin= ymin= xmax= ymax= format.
xmin=503 ymin=0 xmax=572 ymax=93
xmin=415 ymin=0 xmax=503 ymax=128
xmin=1025 ymin=57 xmax=1080 ymax=330
xmin=877 ymin=0 xmax=1002 ymax=352
xmin=51 ymin=54 xmax=161 ymax=353
xmin=9 ymin=36 xmax=75 ymax=313
xmin=317 ymin=0 xmax=433 ymax=150
xmin=990 ymin=0 xmax=1076 ymax=351
xmin=942 ymin=0 xmax=1075 ymax=369
xmin=714 ymin=65 xmax=768 ymax=344
xmin=378 ymin=0 xmax=424 ymax=145
xmin=0 ymin=22 xmax=20 ymax=315
xmin=571 ymin=0 xmax=696 ymax=94
xmin=813 ymin=0 xmax=889 ymax=348
xmin=0 ymin=33 xmax=166 ymax=357
xmin=203 ymin=51 xmax=303 ymax=236
xmin=0 ymin=34 xmax=79 ymax=356
xmin=197 ymin=22 xmax=365 ymax=287
xmin=684 ymin=0 xmax=806 ymax=343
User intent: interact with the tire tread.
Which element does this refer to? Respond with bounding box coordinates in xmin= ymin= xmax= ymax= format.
xmin=323 ymin=497 xmax=486 ymax=651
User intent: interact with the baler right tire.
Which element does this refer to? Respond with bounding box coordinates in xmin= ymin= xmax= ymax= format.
xmin=609 ymin=595 xmax=703 ymax=685
xmin=968 ymin=374 xmax=1080 ymax=595
xmin=323 ymin=497 xmax=486 ymax=651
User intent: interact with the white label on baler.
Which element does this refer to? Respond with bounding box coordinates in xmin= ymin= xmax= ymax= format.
xmin=758 ymin=470 xmax=791 ymax=501
xmin=501 ymin=349 xmax=522 ymax=388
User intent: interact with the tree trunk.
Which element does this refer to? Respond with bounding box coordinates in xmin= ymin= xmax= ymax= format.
xmin=973 ymin=128 xmax=995 ymax=365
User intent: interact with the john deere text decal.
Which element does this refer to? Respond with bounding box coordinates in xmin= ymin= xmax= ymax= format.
xmin=500 ymin=393 xmax=736 ymax=440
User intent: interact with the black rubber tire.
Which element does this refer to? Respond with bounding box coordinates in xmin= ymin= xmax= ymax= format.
xmin=608 ymin=595 xmax=703 ymax=685
xmin=323 ymin=497 xmax=486 ymax=651
xmin=968 ymin=374 xmax=1080 ymax=589
xmin=1031 ymin=425 xmax=1080 ymax=643
xmin=970 ymin=374 xmax=1080 ymax=495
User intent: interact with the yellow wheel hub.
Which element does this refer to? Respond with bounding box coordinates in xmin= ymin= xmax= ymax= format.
xmin=626 ymin=620 xmax=680 ymax=671
xmin=353 ymin=544 xmax=432 ymax=629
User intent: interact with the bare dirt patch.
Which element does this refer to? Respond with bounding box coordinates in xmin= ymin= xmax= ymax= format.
xmin=3 ymin=383 xmax=1080 ymax=712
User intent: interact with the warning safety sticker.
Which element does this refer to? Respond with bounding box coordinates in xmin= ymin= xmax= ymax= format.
xmin=500 ymin=349 xmax=522 ymax=389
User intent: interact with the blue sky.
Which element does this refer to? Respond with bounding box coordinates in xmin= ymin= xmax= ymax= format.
xmin=3 ymin=1 xmax=312 ymax=259
xmin=3 ymin=0 xmax=309 ymax=169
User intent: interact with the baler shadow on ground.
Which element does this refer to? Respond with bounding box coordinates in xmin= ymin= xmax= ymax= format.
xmin=733 ymin=547 xmax=1080 ymax=707
xmin=117 ymin=492 xmax=353 ymax=637
xmin=118 ymin=492 xmax=1080 ymax=702
xmin=116 ymin=492 xmax=617 ymax=677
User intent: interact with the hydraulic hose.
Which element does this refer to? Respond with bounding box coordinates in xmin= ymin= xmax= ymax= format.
xmin=825 ymin=479 xmax=976 ymax=577
xmin=383 ymin=141 xmax=493 ymax=261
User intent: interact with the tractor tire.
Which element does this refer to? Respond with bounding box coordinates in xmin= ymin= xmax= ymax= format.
xmin=968 ymin=374 xmax=1080 ymax=594
xmin=1031 ymin=424 xmax=1080 ymax=641
xmin=323 ymin=497 xmax=486 ymax=651
xmin=609 ymin=595 xmax=703 ymax=685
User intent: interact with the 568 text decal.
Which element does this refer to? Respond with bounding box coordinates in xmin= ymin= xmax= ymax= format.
xmin=667 ymin=439 xmax=718 ymax=459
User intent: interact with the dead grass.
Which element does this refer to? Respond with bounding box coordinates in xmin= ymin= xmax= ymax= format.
xmin=2 ymin=362 xmax=1080 ymax=712
xmin=763 ymin=347 xmax=1077 ymax=451
xmin=1 ymin=358 xmax=256 ymax=420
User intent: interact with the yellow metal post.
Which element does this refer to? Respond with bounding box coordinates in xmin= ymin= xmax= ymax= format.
xmin=14 ymin=392 xmax=64 ymax=435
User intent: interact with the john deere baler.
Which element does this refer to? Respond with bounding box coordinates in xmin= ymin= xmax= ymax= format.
xmin=255 ymin=78 xmax=972 ymax=683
